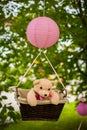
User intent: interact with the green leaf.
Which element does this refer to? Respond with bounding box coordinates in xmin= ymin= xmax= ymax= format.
xmin=0 ymin=103 xmax=2 ymax=108
xmin=0 ymin=105 xmax=7 ymax=115
xmin=7 ymin=106 xmax=14 ymax=111
xmin=2 ymin=96 xmax=7 ymax=99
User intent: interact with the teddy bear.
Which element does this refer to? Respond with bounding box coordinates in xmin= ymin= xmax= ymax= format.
xmin=27 ymin=78 xmax=60 ymax=106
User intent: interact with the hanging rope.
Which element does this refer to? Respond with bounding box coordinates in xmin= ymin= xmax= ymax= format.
xmin=16 ymin=49 xmax=66 ymax=92
xmin=43 ymin=52 xmax=66 ymax=90
xmin=78 ymin=121 xmax=83 ymax=130
xmin=16 ymin=50 xmax=42 ymax=88
xmin=43 ymin=0 xmax=45 ymax=16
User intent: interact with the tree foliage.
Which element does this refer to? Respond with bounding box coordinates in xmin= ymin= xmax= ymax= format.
xmin=0 ymin=0 xmax=87 ymax=123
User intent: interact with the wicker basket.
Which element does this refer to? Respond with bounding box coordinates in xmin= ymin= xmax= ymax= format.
xmin=10 ymin=52 xmax=68 ymax=121
xmin=20 ymin=103 xmax=64 ymax=121
xmin=14 ymin=88 xmax=68 ymax=121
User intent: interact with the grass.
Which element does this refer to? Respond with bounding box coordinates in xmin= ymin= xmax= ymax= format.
xmin=0 ymin=102 xmax=87 ymax=130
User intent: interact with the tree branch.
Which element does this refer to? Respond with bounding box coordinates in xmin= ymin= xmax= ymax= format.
xmin=77 ymin=0 xmax=87 ymax=26
xmin=71 ymin=0 xmax=87 ymax=26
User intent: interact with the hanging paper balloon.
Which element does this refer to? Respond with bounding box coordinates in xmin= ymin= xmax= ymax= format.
xmin=76 ymin=103 xmax=87 ymax=116
xmin=26 ymin=16 xmax=60 ymax=48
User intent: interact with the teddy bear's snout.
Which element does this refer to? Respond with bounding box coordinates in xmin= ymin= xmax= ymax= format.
xmin=44 ymin=94 xmax=47 ymax=97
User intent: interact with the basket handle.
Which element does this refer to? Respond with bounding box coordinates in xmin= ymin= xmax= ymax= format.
xmin=62 ymin=89 xmax=67 ymax=97
xmin=16 ymin=87 xmax=19 ymax=97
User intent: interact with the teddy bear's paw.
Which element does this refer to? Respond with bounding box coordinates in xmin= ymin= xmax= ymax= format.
xmin=27 ymin=100 xmax=37 ymax=106
xmin=51 ymin=99 xmax=59 ymax=105
xmin=50 ymin=95 xmax=60 ymax=105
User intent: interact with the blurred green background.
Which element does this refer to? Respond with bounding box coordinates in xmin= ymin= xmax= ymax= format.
xmin=0 ymin=0 xmax=87 ymax=128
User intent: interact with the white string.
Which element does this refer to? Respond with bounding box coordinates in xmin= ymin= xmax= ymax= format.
xmin=78 ymin=121 xmax=83 ymax=130
xmin=16 ymin=50 xmax=42 ymax=88
xmin=43 ymin=0 xmax=45 ymax=16
xmin=43 ymin=52 xmax=66 ymax=89
xmin=16 ymin=49 xmax=66 ymax=90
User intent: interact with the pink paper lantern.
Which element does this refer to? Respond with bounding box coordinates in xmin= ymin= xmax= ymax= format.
xmin=26 ymin=16 xmax=60 ymax=48
xmin=76 ymin=103 xmax=87 ymax=116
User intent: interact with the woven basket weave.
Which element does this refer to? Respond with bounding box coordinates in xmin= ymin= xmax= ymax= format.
xmin=20 ymin=103 xmax=64 ymax=121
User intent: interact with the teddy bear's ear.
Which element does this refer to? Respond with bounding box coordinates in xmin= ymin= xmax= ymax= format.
xmin=33 ymin=80 xmax=40 ymax=85
xmin=51 ymin=81 xmax=55 ymax=86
